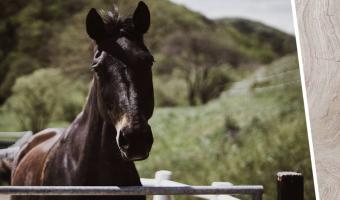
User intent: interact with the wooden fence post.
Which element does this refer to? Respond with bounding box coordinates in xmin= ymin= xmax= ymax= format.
xmin=277 ymin=172 xmax=303 ymax=200
xmin=153 ymin=170 xmax=172 ymax=200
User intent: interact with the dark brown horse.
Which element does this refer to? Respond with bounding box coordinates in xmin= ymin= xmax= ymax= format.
xmin=10 ymin=1 xmax=154 ymax=199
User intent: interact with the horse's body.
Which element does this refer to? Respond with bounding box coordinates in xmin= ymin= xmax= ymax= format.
xmin=9 ymin=2 xmax=154 ymax=200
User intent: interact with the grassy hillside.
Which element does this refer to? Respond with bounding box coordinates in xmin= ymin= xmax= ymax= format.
xmin=217 ymin=18 xmax=296 ymax=60
xmin=136 ymin=55 xmax=314 ymax=200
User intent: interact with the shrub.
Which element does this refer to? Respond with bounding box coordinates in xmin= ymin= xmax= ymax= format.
xmin=5 ymin=68 xmax=64 ymax=132
xmin=4 ymin=68 xmax=87 ymax=132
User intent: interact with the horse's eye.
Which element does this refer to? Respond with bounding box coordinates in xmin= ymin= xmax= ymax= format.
xmin=120 ymin=29 xmax=138 ymax=40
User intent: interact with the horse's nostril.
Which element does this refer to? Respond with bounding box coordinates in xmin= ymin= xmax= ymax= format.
xmin=94 ymin=50 xmax=102 ymax=58
xmin=118 ymin=133 xmax=129 ymax=150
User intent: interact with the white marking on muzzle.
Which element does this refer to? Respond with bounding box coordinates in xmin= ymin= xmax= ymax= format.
xmin=115 ymin=114 xmax=129 ymax=144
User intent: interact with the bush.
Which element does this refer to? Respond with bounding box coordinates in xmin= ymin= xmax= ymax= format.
xmin=197 ymin=66 xmax=233 ymax=104
xmin=153 ymin=76 xmax=188 ymax=107
xmin=4 ymin=68 xmax=87 ymax=132
xmin=5 ymin=68 xmax=64 ymax=132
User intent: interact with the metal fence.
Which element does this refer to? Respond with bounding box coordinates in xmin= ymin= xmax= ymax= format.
xmin=0 ymin=171 xmax=264 ymax=200
xmin=0 ymin=185 xmax=263 ymax=198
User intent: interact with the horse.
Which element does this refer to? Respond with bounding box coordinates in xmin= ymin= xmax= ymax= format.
xmin=9 ymin=1 xmax=154 ymax=199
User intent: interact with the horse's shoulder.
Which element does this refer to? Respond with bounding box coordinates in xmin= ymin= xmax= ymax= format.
xmin=21 ymin=128 xmax=63 ymax=155
xmin=13 ymin=128 xmax=64 ymax=170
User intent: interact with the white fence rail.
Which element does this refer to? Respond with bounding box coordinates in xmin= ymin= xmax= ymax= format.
xmin=142 ymin=170 xmax=241 ymax=200
xmin=0 ymin=185 xmax=263 ymax=199
xmin=0 ymin=170 xmax=263 ymax=200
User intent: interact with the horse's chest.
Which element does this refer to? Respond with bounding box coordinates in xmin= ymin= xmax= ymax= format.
xmin=86 ymin=159 xmax=142 ymax=186
xmin=43 ymin=152 xmax=140 ymax=186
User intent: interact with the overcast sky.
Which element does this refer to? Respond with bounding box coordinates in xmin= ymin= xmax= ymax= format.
xmin=169 ymin=0 xmax=295 ymax=34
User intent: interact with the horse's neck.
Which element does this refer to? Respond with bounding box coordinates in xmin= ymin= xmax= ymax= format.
xmin=61 ymin=80 xmax=140 ymax=184
xmin=59 ymin=84 xmax=112 ymax=172
xmin=66 ymin=80 xmax=120 ymax=161
xmin=45 ymin=79 xmax=141 ymax=185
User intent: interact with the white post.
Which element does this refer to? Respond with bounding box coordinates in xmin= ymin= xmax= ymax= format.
xmin=153 ymin=170 xmax=172 ymax=200
xmin=210 ymin=182 xmax=237 ymax=200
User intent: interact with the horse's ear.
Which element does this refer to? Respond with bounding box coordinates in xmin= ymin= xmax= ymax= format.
xmin=86 ymin=8 xmax=106 ymax=41
xmin=133 ymin=1 xmax=150 ymax=34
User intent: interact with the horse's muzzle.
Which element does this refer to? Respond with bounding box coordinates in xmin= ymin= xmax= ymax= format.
xmin=117 ymin=124 xmax=153 ymax=161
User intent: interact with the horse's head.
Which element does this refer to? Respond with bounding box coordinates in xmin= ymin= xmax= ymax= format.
xmin=86 ymin=1 xmax=154 ymax=161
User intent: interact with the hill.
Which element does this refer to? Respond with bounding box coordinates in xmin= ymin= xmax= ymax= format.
xmin=217 ymin=18 xmax=296 ymax=60
xmin=0 ymin=0 xmax=296 ymax=106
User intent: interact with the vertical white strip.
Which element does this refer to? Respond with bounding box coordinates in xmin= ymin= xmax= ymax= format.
xmin=290 ymin=0 xmax=320 ymax=199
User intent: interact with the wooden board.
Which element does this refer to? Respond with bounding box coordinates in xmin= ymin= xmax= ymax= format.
xmin=294 ymin=0 xmax=340 ymax=199
xmin=0 ymin=195 xmax=9 ymax=200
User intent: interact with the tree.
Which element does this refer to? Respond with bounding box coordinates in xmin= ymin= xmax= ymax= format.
xmin=159 ymin=31 xmax=237 ymax=105
xmin=6 ymin=68 xmax=66 ymax=132
xmin=0 ymin=0 xmax=89 ymax=104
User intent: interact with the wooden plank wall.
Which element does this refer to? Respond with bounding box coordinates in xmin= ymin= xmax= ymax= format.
xmin=295 ymin=0 xmax=340 ymax=199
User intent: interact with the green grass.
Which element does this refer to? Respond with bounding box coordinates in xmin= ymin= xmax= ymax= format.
xmin=136 ymin=55 xmax=314 ymax=200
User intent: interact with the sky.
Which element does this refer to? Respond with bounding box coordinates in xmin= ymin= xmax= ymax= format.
xmin=169 ymin=0 xmax=295 ymax=34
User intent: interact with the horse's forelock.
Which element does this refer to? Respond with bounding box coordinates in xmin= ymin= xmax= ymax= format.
xmin=98 ymin=2 xmax=121 ymax=36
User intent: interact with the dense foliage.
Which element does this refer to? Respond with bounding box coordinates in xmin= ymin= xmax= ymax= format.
xmin=0 ymin=0 xmax=313 ymax=199
xmin=4 ymin=68 xmax=87 ymax=132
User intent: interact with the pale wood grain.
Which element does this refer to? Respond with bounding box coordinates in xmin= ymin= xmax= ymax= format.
xmin=295 ymin=0 xmax=340 ymax=199
xmin=0 ymin=195 xmax=9 ymax=200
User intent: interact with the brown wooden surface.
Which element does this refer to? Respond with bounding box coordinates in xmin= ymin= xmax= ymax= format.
xmin=295 ymin=0 xmax=340 ymax=199
xmin=277 ymin=172 xmax=303 ymax=200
